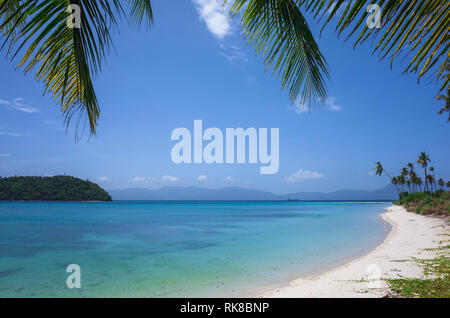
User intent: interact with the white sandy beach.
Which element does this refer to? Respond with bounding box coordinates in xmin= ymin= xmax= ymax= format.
xmin=261 ymin=205 xmax=449 ymax=298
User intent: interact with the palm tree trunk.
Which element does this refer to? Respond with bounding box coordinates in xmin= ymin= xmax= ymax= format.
xmin=424 ymin=167 xmax=428 ymax=192
xmin=384 ymin=169 xmax=400 ymax=195
xmin=433 ymin=172 xmax=437 ymax=192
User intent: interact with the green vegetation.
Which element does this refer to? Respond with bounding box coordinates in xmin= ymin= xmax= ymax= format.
xmin=0 ymin=176 xmax=111 ymax=201
xmin=386 ymin=242 xmax=450 ymax=298
xmin=376 ymin=152 xmax=449 ymax=296
xmin=397 ymin=191 xmax=450 ymax=216
xmin=375 ymin=152 xmax=450 ymax=215
xmin=1 ymin=1 xmax=448 ymax=136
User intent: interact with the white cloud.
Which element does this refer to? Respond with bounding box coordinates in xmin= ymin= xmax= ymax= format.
xmin=97 ymin=176 xmax=112 ymax=182
xmin=325 ymin=96 xmax=342 ymax=112
xmin=0 ymin=130 xmax=24 ymax=137
xmin=43 ymin=120 xmax=65 ymax=131
xmin=130 ymin=176 xmax=153 ymax=183
xmin=218 ymin=44 xmax=250 ymax=64
xmin=0 ymin=154 xmax=11 ymax=157
xmin=368 ymin=171 xmax=376 ymax=176
xmin=285 ymin=169 xmax=325 ymax=183
xmin=197 ymin=175 xmax=208 ymax=181
xmin=292 ymin=102 xmax=310 ymax=114
xmin=1 ymin=98 xmax=40 ymax=113
xmin=192 ymin=0 xmax=231 ymax=39
xmin=162 ymin=175 xmax=179 ymax=182
xmin=223 ymin=176 xmax=234 ymax=182
xmin=292 ymin=96 xmax=342 ymax=114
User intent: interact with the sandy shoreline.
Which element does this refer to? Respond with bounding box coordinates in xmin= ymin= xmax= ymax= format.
xmin=260 ymin=205 xmax=449 ymax=298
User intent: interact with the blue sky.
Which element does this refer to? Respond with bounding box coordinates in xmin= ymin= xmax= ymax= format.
xmin=0 ymin=0 xmax=449 ymax=194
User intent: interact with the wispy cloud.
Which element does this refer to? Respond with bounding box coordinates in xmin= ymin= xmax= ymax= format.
xmin=292 ymin=96 xmax=342 ymax=114
xmin=130 ymin=176 xmax=154 ymax=183
xmin=192 ymin=0 xmax=231 ymax=39
xmin=97 ymin=176 xmax=112 ymax=182
xmin=223 ymin=176 xmax=234 ymax=182
xmin=218 ymin=44 xmax=250 ymax=64
xmin=0 ymin=130 xmax=24 ymax=137
xmin=291 ymin=102 xmax=310 ymax=114
xmin=0 ymin=154 xmax=11 ymax=157
xmin=197 ymin=175 xmax=208 ymax=181
xmin=162 ymin=175 xmax=179 ymax=182
xmin=285 ymin=169 xmax=325 ymax=183
xmin=1 ymin=98 xmax=40 ymax=113
xmin=325 ymin=96 xmax=342 ymax=112
xmin=43 ymin=120 xmax=65 ymax=131
xmin=247 ymin=76 xmax=257 ymax=84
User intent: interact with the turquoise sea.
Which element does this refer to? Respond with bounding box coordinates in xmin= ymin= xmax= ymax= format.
xmin=0 ymin=201 xmax=391 ymax=297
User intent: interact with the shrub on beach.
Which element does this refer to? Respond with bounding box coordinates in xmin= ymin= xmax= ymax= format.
xmin=395 ymin=191 xmax=450 ymax=216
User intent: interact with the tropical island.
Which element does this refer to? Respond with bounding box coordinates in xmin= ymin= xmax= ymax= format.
xmin=0 ymin=176 xmax=112 ymax=201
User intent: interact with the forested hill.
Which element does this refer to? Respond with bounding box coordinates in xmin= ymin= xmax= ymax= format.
xmin=0 ymin=176 xmax=112 ymax=201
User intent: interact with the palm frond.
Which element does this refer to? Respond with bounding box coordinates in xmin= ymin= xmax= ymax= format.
xmin=128 ymin=0 xmax=153 ymax=27
xmin=228 ymin=0 xmax=329 ymax=107
xmin=0 ymin=0 xmax=153 ymax=136
xmin=299 ymin=0 xmax=449 ymax=93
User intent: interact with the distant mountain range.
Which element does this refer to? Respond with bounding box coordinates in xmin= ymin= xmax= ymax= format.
xmin=109 ymin=184 xmax=397 ymax=201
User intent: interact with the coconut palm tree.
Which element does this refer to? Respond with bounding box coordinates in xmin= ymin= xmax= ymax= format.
xmin=447 ymin=181 xmax=450 ymax=189
xmin=410 ymin=171 xmax=419 ymax=193
xmin=428 ymin=167 xmax=434 ymax=191
xmin=397 ymin=175 xmax=405 ymax=193
xmin=407 ymin=163 xmax=415 ymax=192
xmin=429 ymin=166 xmax=437 ymax=192
xmin=400 ymin=167 xmax=409 ymax=191
xmin=401 ymin=167 xmax=408 ymax=177
xmin=374 ymin=162 xmax=384 ymax=177
xmin=416 ymin=177 xmax=423 ymax=192
xmin=426 ymin=175 xmax=434 ymax=192
xmin=391 ymin=176 xmax=399 ymax=191
xmin=417 ymin=152 xmax=431 ymax=192
xmin=374 ymin=162 xmax=399 ymax=194
xmin=438 ymin=178 xmax=445 ymax=189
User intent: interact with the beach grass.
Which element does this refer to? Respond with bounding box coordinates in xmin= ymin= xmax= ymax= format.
xmin=386 ymin=241 xmax=449 ymax=298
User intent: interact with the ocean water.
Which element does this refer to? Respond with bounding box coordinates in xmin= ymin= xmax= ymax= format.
xmin=0 ymin=201 xmax=391 ymax=297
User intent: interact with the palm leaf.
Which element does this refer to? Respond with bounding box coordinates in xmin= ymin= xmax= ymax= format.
xmin=228 ymin=0 xmax=329 ymax=107
xmin=0 ymin=0 xmax=153 ymax=136
xmin=299 ymin=0 xmax=449 ymax=94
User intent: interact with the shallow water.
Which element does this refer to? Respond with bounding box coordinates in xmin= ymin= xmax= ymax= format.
xmin=0 ymin=201 xmax=391 ymax=297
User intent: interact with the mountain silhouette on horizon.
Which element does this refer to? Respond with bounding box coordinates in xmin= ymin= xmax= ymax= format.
xmin=108 ymin=184 xmax=397 ymax=201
